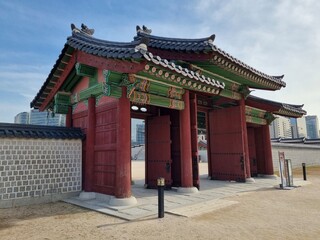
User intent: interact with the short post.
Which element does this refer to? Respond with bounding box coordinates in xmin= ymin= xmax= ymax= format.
xmin=302 ymin=163 xmax=307 ymax=181
xmin=157 ymin=177 xmax=165 ymax=218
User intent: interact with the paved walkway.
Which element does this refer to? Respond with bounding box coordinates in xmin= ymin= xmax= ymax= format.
xmin=65 ymin=176 xmax=280 ymax=221
xmin=65 ymin=162 xmax=309 ymax=221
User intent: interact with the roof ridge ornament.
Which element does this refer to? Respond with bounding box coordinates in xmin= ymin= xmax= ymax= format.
xmin=208 ymin=34 xmax=215 ymax=44
xmin=71 ymin=23 xmax=94 ymax=36
xmin=136 ymin=25 xmax=152 ymax=35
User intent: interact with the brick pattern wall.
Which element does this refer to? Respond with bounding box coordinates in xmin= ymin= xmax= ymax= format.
xmin=0 ymin=138 xmax=82 ymax=203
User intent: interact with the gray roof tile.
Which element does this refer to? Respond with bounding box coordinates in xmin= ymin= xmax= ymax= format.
xmin=0 ymin=123 xmax=84 ymax=139
xmin=135 ymin=32 xmax=286 ymax=88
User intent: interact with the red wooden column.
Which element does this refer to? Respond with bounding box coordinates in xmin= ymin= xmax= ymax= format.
xmin=84 ymin=97 xmax=96 ymax=191
xmin=239 ymin=98 xmax=252 ymax=180
xmin=66 ymin=106 xmax=73 ymax=127
xmin=179 ymin=90 xmax=197 ymax=192
xmin=114 ymin=87 xmax=131 ymax=198
xmin=190 ymin=92 xmax=199 ymax=189
xmin=262 ymin=124 xmax=274 ymax=175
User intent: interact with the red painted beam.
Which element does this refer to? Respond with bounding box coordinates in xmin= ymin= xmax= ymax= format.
xmin=39 ymin=52 xmax=77 ymax=111
xmin=190 ymin=92 xmax=199 ymax=188
xmin=115 ymin=87 xmax=132 ymax=198
xmin=66 ymin=106 xmax=73 ymax=127
xmin=76 ymin=51 xmax=146 ymax=74
xmin=246 ymin=98 xmax=280 ymax=113
xmin=239 ymin=98 xmax=251 ymax=179
xmin=262 ymin=125 xmax=274 ymax=175
xmin=179 ymin=90 xmax=194 ymax=188
xmin=84 ymin=97 xmax=96 ymax=192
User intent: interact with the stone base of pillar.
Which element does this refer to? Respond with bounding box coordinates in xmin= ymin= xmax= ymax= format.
xmin=79 ymin=191 xmax=96 ymax=200
xmin=177 ymin=187 xmax=199 ymax=194
xmin=257 ymin=174 xmax=278 ymax=179
xmin=109 ymin=196 xmax=137 ymax=207
xmin=245 ymin=177 xmax=255 ymax=183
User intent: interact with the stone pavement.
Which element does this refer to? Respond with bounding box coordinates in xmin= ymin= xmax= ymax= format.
xmin=64 ymin=175 xmax=297 ymax=221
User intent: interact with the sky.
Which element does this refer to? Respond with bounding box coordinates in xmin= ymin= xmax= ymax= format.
xmin=1 ymin=0 xmax=320 ymax=123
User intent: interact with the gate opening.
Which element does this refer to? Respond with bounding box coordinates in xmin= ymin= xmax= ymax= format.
xmin=131 ymin=118 xmax=145 ymax=187
xmin=197 ymin=111 xmax=209 ymax=178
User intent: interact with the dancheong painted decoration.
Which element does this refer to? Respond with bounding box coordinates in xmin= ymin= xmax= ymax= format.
xmin=31 ymin=24 xmax=306 ymax=202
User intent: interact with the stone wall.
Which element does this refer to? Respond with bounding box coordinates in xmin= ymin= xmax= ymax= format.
xmin=272 ymin=143 xmax=320 ymax=170
xmin=0 ymin=138 xmax=82 ymax=208
xmin=199 ymin=144 xmax=320 ymax=171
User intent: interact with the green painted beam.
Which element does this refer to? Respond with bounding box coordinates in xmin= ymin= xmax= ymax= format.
xmin=79 ymin=82 xmax=106 ymax=101
xmin=246 ymin=115 xmax=267 ymax=125
xmin=193 ymin=62 xmax=265 ymax=89
xmin=130 ymin=90 xmax=184 ymax=110
xmin=75 ymin=63 xmax=96 ymax=78
xmin=104 ymin=70 xmax=124 ymax=85
xmin=219 ymin=89 xmax=242 ymax=100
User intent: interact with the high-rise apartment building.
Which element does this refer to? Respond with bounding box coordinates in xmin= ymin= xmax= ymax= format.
xmin=14 ymin=109 xmax=66 ymax=126
xmin=136 ymin=123 xmax=145 ymax=145
xmin=306 ymin=115 xmax=319 ymax=139
xmin=269 ymin=115 xmax=292 ymax=138
xmin=14 ymin=112 xmax=29 ymax=124
xmin=297 ymin=116 xmax=307 ymax=138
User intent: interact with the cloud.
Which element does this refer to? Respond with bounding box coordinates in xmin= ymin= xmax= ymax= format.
xmin=1 ymin=0 xmax=319 ymax=123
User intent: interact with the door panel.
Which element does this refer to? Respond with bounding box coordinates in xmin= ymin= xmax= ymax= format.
xmin=208 ymin=106 xmax=246 ymax=182
xmin=247 ymin=127 xmax=258 ymax=177
xmin=146 ymin=115 xmax=172 ymax=188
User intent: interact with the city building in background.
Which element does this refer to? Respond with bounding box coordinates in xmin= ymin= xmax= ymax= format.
xmin=306 ymin=115 xmax=319 ymax=139
xmin=297 ymin=116 xmax=307 ymax=138
xmin=289 ymin=118 xmax=299 ymax=138
xmin=14 ymin=109 xmax=66 ymax=126
xmin=14 ymin=112 xmax=29 ymax=124
xmin=136 ymin=123 xmax=145 ymax=145
xmin=269 ymin=115 xmax=292 ymax=138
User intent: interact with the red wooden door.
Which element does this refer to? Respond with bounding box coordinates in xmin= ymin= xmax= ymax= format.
xmin=146 ymin=115 xmax=172 ymax=188
xmin=208 ymin=106 xmax=246 ymax=182
xmin=247 ymin=127 xmax=258 ymax=177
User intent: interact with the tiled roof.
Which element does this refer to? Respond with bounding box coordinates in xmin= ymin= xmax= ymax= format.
xmin=272 ymin=137 xmax=320 ymax=145
xmin=67 ymin=31 xmax=143 ymax=59
xmin=247 ymin=95 xmax=306 ymax=116
xmin=135 ymin=31 xmax=286 ymax=88
xmin=68 ymin=31 xmax=225 ymax=89
xmin=31 ymin=27 xmax=226 ymax=108
xmin=0 ymin=123 xmax=84 ymax=139
xmin=134 ymin=32 xmax=215 ymax=52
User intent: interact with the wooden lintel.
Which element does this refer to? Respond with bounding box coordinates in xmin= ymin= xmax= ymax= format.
xmin=76 ymin=51 xmax=146 ymax=74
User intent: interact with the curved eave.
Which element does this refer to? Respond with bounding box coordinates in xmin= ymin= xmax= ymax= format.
xmin=142 ymin=51 xmax=225 ymax=91
xmin=31 ymin=44 xmax=74 ymax=109
xmin=246 ymin=95 xmax=306 ymax=118
xmin=136 ymin=32 xmax=286 ymax=90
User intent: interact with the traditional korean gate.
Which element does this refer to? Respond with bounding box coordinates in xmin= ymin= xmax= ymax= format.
xmin=208 ymin=106 xmax=246 ymax=182
xmin=146 ymin=115 xmax=172 ymax=188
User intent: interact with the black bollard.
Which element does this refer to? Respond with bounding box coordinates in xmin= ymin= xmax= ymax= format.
xmin=157 ymin=177 xmax=165 ymax=218
xmin=302 ymin=163 xmax=307 ymax=181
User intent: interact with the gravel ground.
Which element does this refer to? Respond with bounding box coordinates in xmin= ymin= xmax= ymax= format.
xmin=0 ymin=166 xmax=319 ymax=240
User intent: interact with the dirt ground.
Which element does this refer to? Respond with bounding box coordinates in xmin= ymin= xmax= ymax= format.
xmin=1 ymin=167 xmax=320 ymax=240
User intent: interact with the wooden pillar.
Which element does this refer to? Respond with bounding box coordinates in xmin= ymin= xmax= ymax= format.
xmin=239 ymin=98 xmax=251 ymax=179
xmin=179 ymin=90 xmax=193 ymax=188
xmin=190 ymin=92 xmax=199 ymax=188
xmin=115 ymin=87 xmax=131 ymax=198
xmin=84 ymin=97 xmax=95 ymax=192
xmin=262 ymin=125 xmax=274 ymax=175
xmin=66 ymin=106 xmax=73 ymax=127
